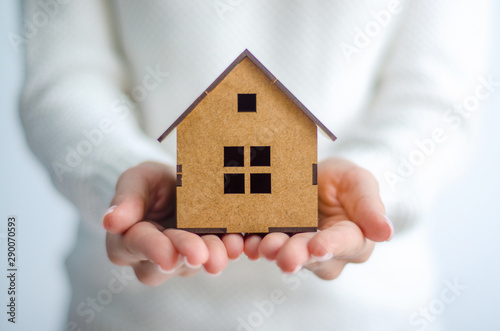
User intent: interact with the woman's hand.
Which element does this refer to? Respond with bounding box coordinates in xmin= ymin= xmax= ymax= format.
xmin=244 ymin=157 xmax=393 ymax=280
xmin=102 ymin=162 xmax=244 ymax=286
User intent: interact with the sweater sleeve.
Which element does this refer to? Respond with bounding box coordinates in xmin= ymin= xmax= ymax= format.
xmin=19 ymin=0 xmax=174 ymax=227
xmin=331 ymin=0 xmax=492 ymax=234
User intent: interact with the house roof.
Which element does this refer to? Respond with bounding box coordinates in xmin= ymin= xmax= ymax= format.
xmin=158 ymin=49 xmax=337 ymax=142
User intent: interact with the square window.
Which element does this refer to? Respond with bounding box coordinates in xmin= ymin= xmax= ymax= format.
xmin=224 ymin=146 xmax=244 ymax=167
xmin=250 ymin=173 xmax=271 ymax=194
xmin=238 ymin=94 xmax=256 ymax=112
xmin=224 ymin=174 xmax=245 ymax=194
xmin=250 ymin=146 xmax=270 ymax=167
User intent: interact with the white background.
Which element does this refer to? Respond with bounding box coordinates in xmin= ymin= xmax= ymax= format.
xmin=1 ymin=1 xmax=499 ymax=330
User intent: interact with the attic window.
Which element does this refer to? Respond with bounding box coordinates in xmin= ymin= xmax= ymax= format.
xmin=238 ymin=94 xmax=256 ymax=112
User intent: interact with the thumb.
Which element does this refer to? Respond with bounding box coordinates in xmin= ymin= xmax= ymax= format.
xmin=318 ymin=158 xmax=394 ymax=241
xmin=326 ymin=163 xmax=393 ymax=242
xmin=102 ymin=166 xmax=151 ymax=234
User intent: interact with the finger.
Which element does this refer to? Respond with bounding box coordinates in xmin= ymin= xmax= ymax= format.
xmin=106 ymin=222 xmax=178 ymax=270
xmin=304 ymin=259 xmax=348 ymax=280
xmin=177 ymin=265 xmax=204 ymax=277
xmin=304 ymin=237 xmax=374 ymax=280
xmin=307 ymin=220 xmax=368 ymax=260
xmin=222 ymin=234 xmax=244 ymax=260
xmin=164 ymin=229 xmax=209 ymax=267
xmin=202 ymin=235 xmax=228 ymax=275
xmin=244 ymin=235 xmax=263 ymax=260
xmin=258 ymin=233 xmax=289 ymax=261
xmin=332 ymin=167 xmax=391 ymax=242
xmin=103 ymin=166 xmax=150 ymax=234
xmin=133 ymin=260 xmax=177 ymax=286
xmin=103 ymin=194 xmax=146 ymax=234
xmin=276 ymin=232 xmax=315 ymax=273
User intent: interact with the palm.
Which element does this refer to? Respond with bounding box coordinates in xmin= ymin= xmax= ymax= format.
xmin=318 ymin=185 xmax=350 ymax=228
xmin=138 ymin=163 xmax=177 ymax=227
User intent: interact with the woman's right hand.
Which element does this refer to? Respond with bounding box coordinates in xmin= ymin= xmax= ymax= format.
xmin=103 ymin=162 xmax=244 ymax=286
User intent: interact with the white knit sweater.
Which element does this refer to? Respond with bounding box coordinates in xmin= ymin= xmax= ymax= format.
xmin=19 ymin=1 xmax=491 ymax=330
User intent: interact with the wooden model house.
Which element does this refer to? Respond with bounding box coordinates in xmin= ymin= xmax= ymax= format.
xmin=158 ymin=50 xmax=336 ymax=234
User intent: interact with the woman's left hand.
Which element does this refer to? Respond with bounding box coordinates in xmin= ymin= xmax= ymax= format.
xmin=244 ymin=157 xmax=393 ymax=280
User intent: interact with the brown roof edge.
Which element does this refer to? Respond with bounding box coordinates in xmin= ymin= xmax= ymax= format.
xmin=158 ymin=49 xmax=336 ymax=142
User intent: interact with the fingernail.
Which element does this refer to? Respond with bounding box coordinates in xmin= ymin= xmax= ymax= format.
xmin=286 ymin=265 xmax=302 ymax=274
xmin=156 ymin=254 xmax=185 ymax=274
xmin=311 ymin=252 xmax=333 ymax=262
xmin=101 ymin=205 xmax=117 ymax=229
xmin=229 ymin=256 xmax=241 ymax=262
xmin=156 ymin=263 xmax=176 ymax=275
xmin=207 ymin=270 xmax=222 ymax=276
xmin=183 ymin=256 xmax=202 ymax=269
xmin=382 ymin=214 xmax=394 ymax=241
